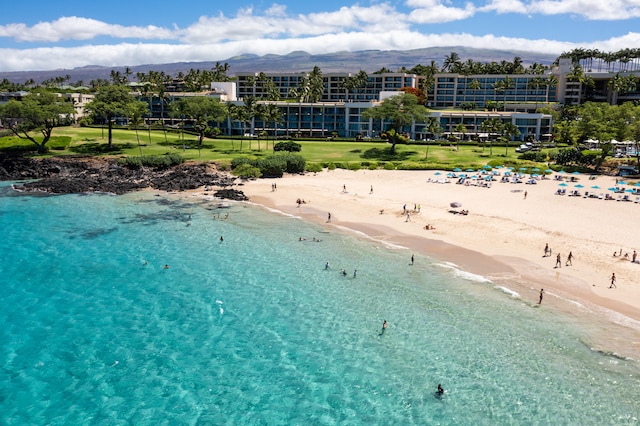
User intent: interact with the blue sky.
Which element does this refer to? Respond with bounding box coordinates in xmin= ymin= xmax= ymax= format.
xmin=1 ymin=0 xmax=639 ymax=72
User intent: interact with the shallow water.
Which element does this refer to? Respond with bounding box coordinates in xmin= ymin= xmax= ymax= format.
xmin=1 ymin=183 xmax=639 ymax=425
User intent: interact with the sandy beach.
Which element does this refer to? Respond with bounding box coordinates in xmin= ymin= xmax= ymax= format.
xmin=235 ymin=168 xmax=640 ymax=351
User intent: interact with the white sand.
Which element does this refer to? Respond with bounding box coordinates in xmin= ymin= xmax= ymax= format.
xmin=239 ymin=168 xmax=640 ymax=330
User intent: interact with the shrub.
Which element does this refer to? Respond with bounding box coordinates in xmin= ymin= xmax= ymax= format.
xmin=327 ymin=162 xmax=336 ymax=170
xmin=348 ymin=162 xmax=361 ymax=171
xmin=306 ymin=162 xmax=323 ymax=173
xmin=232 ymin=163 xmax=261 ymax=179
xmin=367 ymin=162 xmax=378 ymax=170
xmin=383 ymin=162 xmax=396 ymax=170
xmin=48 ymin=136 xmax=72 ymax=151
xmin=274 ymin=141 xmax=302 ymax=152
xmin=120 ymin=154 xmax=184 ymax=170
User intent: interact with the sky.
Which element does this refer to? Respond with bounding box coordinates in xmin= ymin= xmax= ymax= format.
xmin=1 ymin=0 xmax=640 ymax=72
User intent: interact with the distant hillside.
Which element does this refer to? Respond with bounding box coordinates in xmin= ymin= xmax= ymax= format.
xmin=0 ymin=47 xmax=558 ymax=84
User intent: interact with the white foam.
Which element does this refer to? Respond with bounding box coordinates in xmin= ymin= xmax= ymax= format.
xmin=333 ymin=225 xmax=409 ymax=250
xmin=435 ymin=262 xmax=493 ymax=283
xmin=494 ymin=285 xmax=521 ymax=298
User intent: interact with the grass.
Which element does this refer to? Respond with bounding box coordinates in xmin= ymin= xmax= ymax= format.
xmin=0 ymin=126 xmax=551 ymax=171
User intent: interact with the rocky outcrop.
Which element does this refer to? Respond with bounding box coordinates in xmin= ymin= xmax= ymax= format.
xmin=0 ymin=154 xmax=245 ymax=200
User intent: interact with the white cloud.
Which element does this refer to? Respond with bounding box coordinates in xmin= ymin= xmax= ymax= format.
xmin=0 ymin=17 xmax=174 ymax=42
xmin=406 ymin=0 xmax=477 ymax=23
xmin=3 ymin=30 xmax=639 ymax=72
xmin=484 ymin=0 xmax=640 ymax=19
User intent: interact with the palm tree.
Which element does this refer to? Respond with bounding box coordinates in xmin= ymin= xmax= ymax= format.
xmin=242 ymin=97 xmax=259 ymax=150
xmin=423 ymin=116 xmax=442 ymax=160
xmin=501 ymin=122 xmax=521 ymax=155
xmin=442 ymin=52 xmax=461 ymax=72
xmin=480 ymin=117 xmax=504 ymax=155
xmin=454 ymin=123 xmax=467 ymax=150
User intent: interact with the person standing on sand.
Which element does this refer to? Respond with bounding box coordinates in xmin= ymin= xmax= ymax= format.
xmin=538 ymin=289 xmax=544 ymax=304
xmin=370 ymin=185 xmax=373 ymax=194
xmin=411 ymin=254 xmax=415 ymax=265
xmin=327 ymin=212 xmax=331 ymax=223
xmin=610 ymin=273 xmax=616 ymax=288
xmin=544 ymin=243 xmax=550 ymax=257
xmin=555 ymin=253 xmax=562 ymax=268
xmin=566 ymin=251 xmax=574 ymax=266
xmin=524 ymin=191 xmax=527 ymax=199
xmin=632 ymin=250 xmax=637 ymax=263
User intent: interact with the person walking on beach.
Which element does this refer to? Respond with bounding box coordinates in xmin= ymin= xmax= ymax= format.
xmin=544 ymin=243 xmax=550 ymax=257
xmin=370 ymin=185 xmax=373 ymax=194
xmin=524 ymin=191 xmax=527 ymax=199
xmin=538 ymin=288 xmax=544 ymax=304
xmin=566 ymin=251 xmax=574 ymax=266
xmin=406 ymin=212 xmax=411 ymax=222
xmin=632 ymin=250 xmax=637 ymax=263
xmin=342 ymin=184 xmax=347 ymax=193
xmin=610 ymin=273 xmax=617 ymax=288
xmin=327 ymin=212 xmax=331 ymax=223
xmin=555 ymin=253 xmax=562 ymax=268
xmin=411 ymin=254 xmax=415 ymax=265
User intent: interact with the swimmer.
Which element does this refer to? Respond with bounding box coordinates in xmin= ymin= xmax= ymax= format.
xmin=220 ymin=236 xmax=224 ymax=242
xmin=437 ymin=384 xmax=444 ymax=395
xmin=325 ymin=261 xmax=330 ymax=270
xmin=379 ymin=320 xmax=388 ymax=335
xmin=353 ymin=270 xmax=357 ymax=278
xmin=163 ymin=264 xmax=170 ymax=269
xmin=341 ymin=269 xmax=347 ymax=277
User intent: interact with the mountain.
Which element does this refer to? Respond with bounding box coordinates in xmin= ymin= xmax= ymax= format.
xmin=0 ymin=47 xmax=558 ymax=84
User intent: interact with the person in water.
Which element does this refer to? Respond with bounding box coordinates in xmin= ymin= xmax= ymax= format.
xmin=379 ymin=320 xmax=388 ymax=335
xmin=437 ymin=384 xmax=444 ymax=395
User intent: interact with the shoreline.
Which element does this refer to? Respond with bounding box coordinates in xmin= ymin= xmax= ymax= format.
xmin=237 ymin=169 xmax=640 ymax=356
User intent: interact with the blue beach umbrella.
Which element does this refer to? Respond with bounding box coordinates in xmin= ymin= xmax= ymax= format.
xmin=532 ymin=168 xmax=540 ymax=172
xmin=483 ymin=165 xmax=492 ymax=169
xmin=608 ymin=187 xmax=618 ymax=191
xmin=634 ymin=182 xmax=640 ymax=187
xmin=617 ymin=181 xmax=627 ymax=185
xmin=558 ymin=170 xmax=566 ymax=174
xmin=434 ymin=171 xmax=442 ymax=176
xmin=591 ymin=185 xmax=601 ymax=189
xmin=572 ymin=171 xmax=581 ymax=175
xmin=626 ymin=189 xmax=635 ymax=193
xmin=558 ymin=183 xmax=568 ymax=187
xmin=574 ymin=184 xmax=584 ymax=188
xmin=453 ymin=168 xmax=462 ymax=172
xmin=544 ymin=169 xmax=553 ymax=174
xmin=466 ymin=168 xmax=475 ymax=172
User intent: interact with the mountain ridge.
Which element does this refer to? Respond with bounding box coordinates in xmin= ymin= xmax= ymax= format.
xmin=0 ymin=47 xmax=558 ymax=84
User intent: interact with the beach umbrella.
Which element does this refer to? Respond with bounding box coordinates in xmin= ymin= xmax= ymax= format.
xmin=591 ymin=185 xmax=601 ymax=189
xmin=532 ymin=168 xmax=540 ymax=172
xmin=531 ymin=174 xmax=539 ymax=177
xmin=574 ymin=184 xmax=584 ymax=188
xmin=450 ymin=202 xmax=462 ymax=208
xmin=447 ymin=172 xmax=455 ymax=177
xmin=453 ymin=168 xmax=462 ymax=172
xmin=495 ymin=165 xmax=503 ymax=169
xmin=466 ymin=168 xmax=475 ymax=172
xmin=544 ymin=169 xmax=553 ymax=173
xmin=434 ymin=171 xmax=442 ymax=176
xmin=626 ymin=189 xmax=635 ymax=193
xmin=608 ymin=187 xmax=618 ymax=191
xmin=558 ymin=170 xmax=566 ymax=174
xmin=519 ymin=167 xmax=528 ymax=171
xmin=571 ymin=171 xmax=581 ymax=175
xmin=617 ymin=181 xmax=627 ymax=185
xmin=634 ymin=182 xmax=640 ymax=187
xmin=483 ymin=165 xmax=492 ymax=169
xmin=558 ymin=183 xmax=568 ymax=187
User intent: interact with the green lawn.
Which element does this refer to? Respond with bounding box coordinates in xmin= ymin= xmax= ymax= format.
xmin=0 ymin=126 xmax=551 ymax=171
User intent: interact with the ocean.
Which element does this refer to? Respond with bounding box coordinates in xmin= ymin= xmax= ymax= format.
xmin=1 ymin=182 xmax=638 ymax=425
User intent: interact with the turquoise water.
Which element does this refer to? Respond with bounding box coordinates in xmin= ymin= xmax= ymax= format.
xmin=1 ymin=182 xmax=639 ymax=425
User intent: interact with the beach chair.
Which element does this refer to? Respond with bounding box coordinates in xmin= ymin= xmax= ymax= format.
xmin=599 ymin=193 xmax=604 ymax=199
xmin=634 ymin=196 xmax=640 ymax=203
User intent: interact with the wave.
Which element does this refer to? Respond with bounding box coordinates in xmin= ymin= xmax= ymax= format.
xmin=495 ymin=285 xmax=521 ymax=298
xmin=435 ymin=261 xmax=493 ymax=283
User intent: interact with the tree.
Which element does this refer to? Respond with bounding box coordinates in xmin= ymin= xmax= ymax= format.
xmin=424 ymin=116 xmax=442 ymax=160
xmin=501 ymin=122 xmax=521 ymax=155
xmin=174 ymin=97 xmax=226 ymax=153
xmin=85 ymin=85 xmax=139 ymax=148
xmin=128 ymin=100 xmax=150 ymax=156
xmin=0 ymin=88 xmax=74 ymax=153
xmin=480 ymin=117 xmax=504 ymax=155
xmin=453 ymin=123 xmax=467 ymax=150
xmin=362 ymin=93 xmax=430 ymax=154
